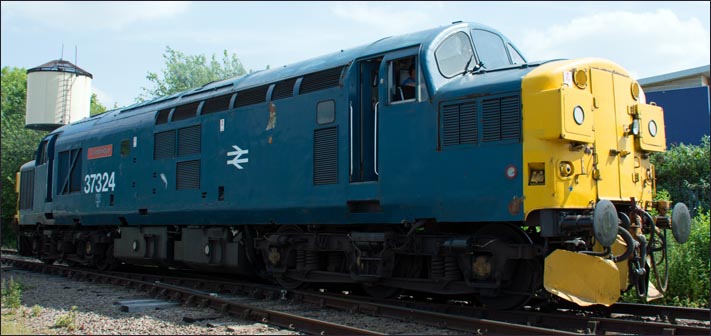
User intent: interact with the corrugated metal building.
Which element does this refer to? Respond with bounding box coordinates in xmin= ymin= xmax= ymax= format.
xmin=639 ymin=65 xmax=710 ymax=146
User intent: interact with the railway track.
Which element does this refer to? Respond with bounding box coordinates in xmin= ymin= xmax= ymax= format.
xmin=2 ymin=252 xmax=709 ymax=335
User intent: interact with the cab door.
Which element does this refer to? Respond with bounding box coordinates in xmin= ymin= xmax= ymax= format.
xmin=591 ymin=69 xmax=636 ymax=200
xmin=350 ymin=57 xmax=382 ymax=183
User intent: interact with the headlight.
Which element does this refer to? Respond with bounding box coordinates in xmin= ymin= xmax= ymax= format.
xmin=649 ymin=120 xmax=658 ymax=137
xmin=573 ymin=106 xmax=584 ymax=125
xmin=631 ymin=119 xmax=640 ymax=136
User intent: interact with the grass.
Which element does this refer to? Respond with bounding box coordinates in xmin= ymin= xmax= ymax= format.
xmin=54 ymin=305 xmax=78 ymax=331
xmin=1 ymin=277 xmax=31 ymax=335
xmin=1 ymin=277 xmax=22 ymax=310
xmin=1 ymin=309 xmax=32 ymax=335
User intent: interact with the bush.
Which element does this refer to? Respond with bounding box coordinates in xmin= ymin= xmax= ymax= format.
xmin=651 ymin=136 xmax=710 ymax=214
xmin=54 ymin=305 xmax=78 ymax=330
xmin=1 ymin=277 xmax=22 ymax=310
xmin=663 ymin=209 xmax=710 ymax=307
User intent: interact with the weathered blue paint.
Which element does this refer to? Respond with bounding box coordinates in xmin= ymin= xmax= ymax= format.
xmin=21 ymin=22 xmax=541 ymax=228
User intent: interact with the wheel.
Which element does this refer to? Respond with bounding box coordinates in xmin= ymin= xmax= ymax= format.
xmin=97 ymin=244 xmax=118 ymax=271
xmin=648 ymin=229 xmax=669 ymax=293
xmin=272 ymin=225 xmax=306 ymax=290
xmin=473 ymin=223 xmax=537 ymax=310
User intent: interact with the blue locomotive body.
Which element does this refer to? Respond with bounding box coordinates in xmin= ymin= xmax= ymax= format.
xmin=22 ymin=23 xmax=530 ymax=228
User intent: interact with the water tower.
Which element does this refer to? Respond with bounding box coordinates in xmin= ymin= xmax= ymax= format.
xmin=25 ymin=59 xmax=93 ymax=130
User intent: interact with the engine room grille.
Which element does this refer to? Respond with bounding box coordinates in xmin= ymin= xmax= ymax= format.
xmin=178 ymin=125 xmax=201 ymax=157
xmin=482 ymin=95 xmax=521 ymax=142
xmin=19 ymin=170 xmax=34 ymax=210
xmin=313 ymin=126 xmax=338 ymax=185
xmin=154 ymin=130 xmax=176 ymax=159
xmin=300 ymin=66 xmax=345 ymax=94
xmin=202 ymin=93 xmax=233 ymax=115
xmin=441 ymin=101 xmax=477 ymax=146
xmin=172 ymin=102 xmax=199 ymax=121
xmin=271 ymin=78 xmax=297 ymax=100
xmin=176 ymin=160 xmax=200 ymax=190
xmin=234 ymin=85 xmax=269 ymax=108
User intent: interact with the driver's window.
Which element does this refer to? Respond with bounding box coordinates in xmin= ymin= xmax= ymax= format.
xmin=389 ymin=56 xmax=417 ymax=104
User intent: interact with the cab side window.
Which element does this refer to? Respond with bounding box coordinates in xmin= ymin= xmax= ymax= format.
xmin=389 ymin=56 xmax=418 ymax=103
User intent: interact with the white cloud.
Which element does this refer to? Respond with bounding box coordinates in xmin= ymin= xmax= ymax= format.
xmin=519 ymin=9 xmax=710 ymax=78
xmin=2 ymin=1 xmax=190 ymax=31
xmin=92 ymin=86 xmax=116 ymax=108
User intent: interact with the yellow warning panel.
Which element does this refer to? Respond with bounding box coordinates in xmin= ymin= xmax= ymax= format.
xmin=544 ymin=249 xmax=621 ymax=306
xmin=593 ymin=235 xmax=630 ymax=291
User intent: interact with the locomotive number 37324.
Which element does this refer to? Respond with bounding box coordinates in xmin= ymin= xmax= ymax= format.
xmin=83 ymin=172 xmax=116 ymax=194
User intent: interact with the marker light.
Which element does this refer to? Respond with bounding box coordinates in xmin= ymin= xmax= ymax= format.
xmin=631 ymin=82 xmax=640 ymax=100
xmin=573 ymin=69 xmax=588 ymax=89
xmin=649 ymin=120 xmax=658 ymax=137
xmin=505 ymin=165 xmax=517 ymax=179
xmin=631 ymin=119 xmax=640 ymax=136
xmin=573 ymin=106 xmax=585 ymax=125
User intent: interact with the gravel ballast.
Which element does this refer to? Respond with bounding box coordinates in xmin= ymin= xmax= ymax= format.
xmin=1 ymin=263 xmax=460 ymax=334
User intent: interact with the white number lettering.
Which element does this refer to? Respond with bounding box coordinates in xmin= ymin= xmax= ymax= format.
xmin=82 ymin=171 xmax=116 ymax=194
xmin=90 ymin=174 xmax=97 ymax=193
xmin=108 ymin=172 xmax=116 ymax=191
xmin=95 ymin=173 xmax=103 ymax=192
xmin=84 ymin=175 xmax=91 ymax=193
xmin=101 ymin=172 xmax=109 ymax=192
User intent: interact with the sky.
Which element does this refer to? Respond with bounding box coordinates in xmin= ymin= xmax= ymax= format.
xmin=2 ymin=1 xmax=709 ymax=109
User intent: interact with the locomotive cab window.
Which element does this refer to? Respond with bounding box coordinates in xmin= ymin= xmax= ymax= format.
xmin=435 ymin=32 xmax=474 ymax=78
xmin=507 ymin=43 xmax=526 ymax=65
xmin=471 ymin=29 xmax=510 ymax=69
xmin=35 ymin=140 xmax=48 ymax=165
xmin=389 ymin=56 xmax=419 ymax=103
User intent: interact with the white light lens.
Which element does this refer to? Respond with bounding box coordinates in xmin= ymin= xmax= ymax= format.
xmin=649 ymin=120 xmax=658 ymax=137
xmin=573 ymin=106 xmax=584 ymax=125
xmin=631 ymin=119 xmax=640 ymax=136
xmin=505 ymin=165 xmax=517 ymax=179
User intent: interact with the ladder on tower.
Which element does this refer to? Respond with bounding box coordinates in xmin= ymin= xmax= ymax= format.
xmin=58 ymin=72 xmax=73 ymax=124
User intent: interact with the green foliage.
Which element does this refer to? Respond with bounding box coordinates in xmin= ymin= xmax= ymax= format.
xmin=663 ymin=208 xmax=710 ymax=307
xmin=1 ymin=67 xmax=49 ymax=246
xmin=138 ymin=46 xmax=247 ymax=102
xmin=30 ymin=304 xmax=42 ymax=317
xmin=1 ymin=66 xmax=107 ymax=246
xmin=651 ymin=136 xmax=710 ymax=212
xmin=1 ymin=277 xmax=23 ymax=310
xmin=90 ymin=93 xmax=107 ymax=116
xmin=54 ymin=305 xmax=78 ymax=330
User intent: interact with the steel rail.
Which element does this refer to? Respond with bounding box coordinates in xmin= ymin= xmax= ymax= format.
xmin=1 ymin=256 xmax=383 ymax=336
xmin=4 ymin=253 xmax=708 ymax=335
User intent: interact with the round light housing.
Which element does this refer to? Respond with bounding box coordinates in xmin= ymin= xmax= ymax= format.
xmin=631 ymin=82 xmax=640 ymax=100
xmin=573 ymin=69 xmax=588 ymax=89
xmin=573 ymin=106 xmax=584 ymax=125
xmin=648 ymin=120 xmax=658 ymax=137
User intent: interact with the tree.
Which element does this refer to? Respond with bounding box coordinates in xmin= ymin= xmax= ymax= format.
xmin=1 ymin=67 xmax=108 ymax=246
xmin=138 ymin=46 xmax=247 ymax=102
xmin=1 ymin=67 xmax=48 ymax=246
xmin=90 ymin=93 xmax=107 ymax=116
xmin=651 ymin=136 xmax=710 ymax=213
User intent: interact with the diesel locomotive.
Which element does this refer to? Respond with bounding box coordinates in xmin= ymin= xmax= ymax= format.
xmin=15 ymin=22 xmax=692 ymax=309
